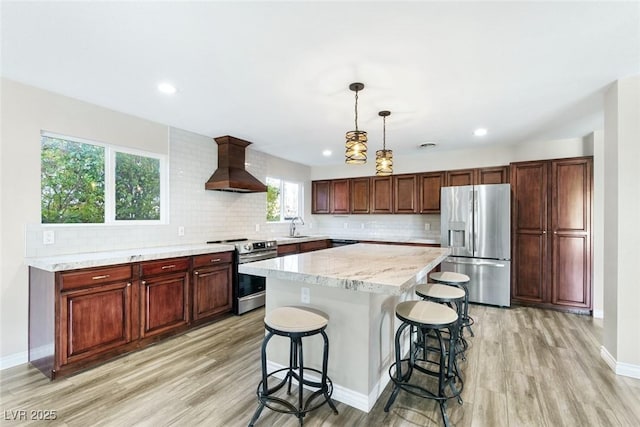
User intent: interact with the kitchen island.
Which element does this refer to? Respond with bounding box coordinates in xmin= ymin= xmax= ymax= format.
xmin=238 ymin=243 xmax=450 ymax=412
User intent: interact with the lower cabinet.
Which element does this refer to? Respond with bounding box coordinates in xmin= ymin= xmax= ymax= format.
xmin=140 ymin=257 xmax=190 ymax=338
xmin=59 ymin=279 xmax=133 ymax=367
xmin=277 ymin=239 xmax=331 ymax=256
xmin=29 ymin=251 xmax=233 ymax=379
xmin=192 ymin=252 xmax=233 ymax=323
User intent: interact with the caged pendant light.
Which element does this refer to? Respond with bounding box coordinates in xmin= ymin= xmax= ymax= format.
xmin=375 ymin=110 xmax=393 ymax=176
xmin=345 ymin=82 xmax=367 ymax=164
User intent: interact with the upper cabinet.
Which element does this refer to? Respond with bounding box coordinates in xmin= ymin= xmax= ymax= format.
xmin=350 ymin=177 xmax=370 ymax=214
xmin=370 ymin=176 xmax=393 ymax=214
xmin=446 ymin=166 xmax=510 ymax=186
xmin=393 ymin=174 xmax=418 ymax=214
xmin=311 ymin=165 xmax=507 ymax=215
xmin=330 ymin=179 xmax=350 ymax=214
xmin=419 ymin=172 xmax=445 ymax=213
xmin=446 ymin=169 xmax=475 ymax=186
xmin=311 ymin=180 xmax=331 ymax=214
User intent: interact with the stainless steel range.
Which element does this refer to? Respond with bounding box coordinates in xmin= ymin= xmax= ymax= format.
xmin=207 ymin=238 xmax=277 ymax=315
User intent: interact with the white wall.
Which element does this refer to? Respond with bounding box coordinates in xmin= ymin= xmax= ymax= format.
xmin=0 ymin=79 xmax=310 ymax=367
xmin=602 ymin=76 xmax=640 ymax=376
xmin=590 ymin=130 xmax=605 ymax=318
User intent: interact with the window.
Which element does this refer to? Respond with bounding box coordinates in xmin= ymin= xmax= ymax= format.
xmin=266 ymin=177 xmax=302 ymax=222
xmin=41 ymin=133 xmax=167 ymax=224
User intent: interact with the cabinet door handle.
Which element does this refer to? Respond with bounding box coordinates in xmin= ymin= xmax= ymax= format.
xmin=194 ymin=271 xmax=199 ymax=275
xmin=211 ymin=258 xmax=221 ymax=263
xmin=127 ymin=282 xmax=131 ymax=287
xmin=161 ymin=264 xmax=176 ymax=270
xmin=92 ymin=274 xmax=110 ymax=280
xmin=142 ymin=280 xmax=147 ymax=285
xmin=542 ymin=231 xmax=546 ymax=234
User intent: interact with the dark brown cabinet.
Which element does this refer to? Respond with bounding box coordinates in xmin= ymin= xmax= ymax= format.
xmin=311 ymin=166 xmax=508 ymax=215
xmin=419 ymin=172 xmax=444 ymax=213
xmin=29 ymin=251 xmax=234 ymax=379
xmin=371 ymin=176 xmax=393 ymax=214
xmin=278 ymin=239 xmax=331 ymax=256
xmin=446 ymin=166 xmax=510 ymax=186
xmin=511 ymin=157 xmax=592 ymax=312
xmin=446 ymin=169 xmax=475 ymax=186
xmin=393 ymin=174 xmax=418 ymax=213
xmin=140 ymin=258 xmax=190 ymax=338
xmin=350 ymin=177 xmax=370 ymax=214
xmin=330 ymin=179 xmax=350 ymax=214
xmin=192 ymin=252 xmax=233 ymax=323
xmin=477 ymin=166 xmax=510 ymax=184
xmin=59 ymin=275 xmax=133 ymax=367
xmin=312 ymin=180 xmax=331 ymax=214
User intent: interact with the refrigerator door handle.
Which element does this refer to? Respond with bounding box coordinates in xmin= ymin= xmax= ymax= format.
xmin=467 ymin=190 xmax=474 ymax=255
xmin=446 ymin=258 xmax=507 ymax=268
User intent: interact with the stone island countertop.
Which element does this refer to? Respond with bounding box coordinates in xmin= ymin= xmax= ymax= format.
xmin=238 ymin=243 xmax=450 ymax=295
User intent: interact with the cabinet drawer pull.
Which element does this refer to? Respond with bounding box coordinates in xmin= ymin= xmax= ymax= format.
xmin=142 ymin=280 xmax=147 ymax=285
xmin=127 ymin=282 xmax=131 ymax=287
xmin=161 ymin=264 xmax=176 ymax=270
xmin=194 ymin=271 xmax=199 ymax=275
xmin=211 ymin=258 xmax=221 ymax=263
xmin=92 ymin=274 xmax=110 ymax=280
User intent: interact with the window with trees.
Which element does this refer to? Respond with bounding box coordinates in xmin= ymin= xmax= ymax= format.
xmin=41 ymin=133 xmax=167 ymax=224
xmin=266 ymin=177 xmax=302 ymax=222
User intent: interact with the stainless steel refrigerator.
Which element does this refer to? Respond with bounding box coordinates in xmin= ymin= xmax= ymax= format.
xmin=440 ymin=183 xmax=511 ymax=307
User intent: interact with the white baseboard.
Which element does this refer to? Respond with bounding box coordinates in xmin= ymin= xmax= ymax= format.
xmin=0 ymin=351 xmax=28 ymax=371
xmin=593 ymin=309 xmax=604 ymax=319
xmin=600 ymin=345 xmax=640 ymax=379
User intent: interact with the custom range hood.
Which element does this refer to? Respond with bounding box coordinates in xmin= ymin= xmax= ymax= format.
xmin=205 ymin=135 xmax=267 ymax=193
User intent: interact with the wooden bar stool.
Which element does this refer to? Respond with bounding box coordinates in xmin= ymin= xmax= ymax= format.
xmin=249 ymin=306 xmax=338 ymax=426
xmin=429 ymin=271 xmax=475 ymax=337
xmin=384 ymin=300 xmax=463 ymax=427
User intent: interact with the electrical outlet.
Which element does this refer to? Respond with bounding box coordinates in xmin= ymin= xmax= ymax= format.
xmin=255 ymin=224 xmax=260 ymax=232
xmin=361 ymin=223 xmax=365 ymax=229
xmin=343 ymin=223 xmax=348 ymax=229
xmin=178 ymin=226 xmax=185 ymax=236
xmin=301 ymin=287 xmax=310 ymax=304
xmin=43 ymin=230 xmax=55 ymax=245
xmin=424 ymin=223 xmax=431 ymax=231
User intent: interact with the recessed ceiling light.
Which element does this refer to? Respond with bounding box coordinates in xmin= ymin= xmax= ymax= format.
xmin=474 ymin=128 xmax=488 ymax=137
xmin=419 ymin=143 xmax=437 ymax=149
xmin=157 ymin=82 xmax=177 ymax=95
xmin=322 ymin=150 xmax=332 ymax=157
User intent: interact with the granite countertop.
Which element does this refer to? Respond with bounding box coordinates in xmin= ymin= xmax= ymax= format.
xmin=25 ymin=243 xmax=235 ymax=272
xmin=238 ymin=243 xmax=450 ymax=295
xmin=274 ymin=235 xmax=440 ymax=245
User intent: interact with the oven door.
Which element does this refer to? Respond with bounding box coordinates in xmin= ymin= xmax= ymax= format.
xmin=236 ymin=273 xmax=266 ymax=315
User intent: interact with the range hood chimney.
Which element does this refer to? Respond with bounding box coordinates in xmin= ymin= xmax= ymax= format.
xmin=205 ymin=135 xmax=267 ymax=193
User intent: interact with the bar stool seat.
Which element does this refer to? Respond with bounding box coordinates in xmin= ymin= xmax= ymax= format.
xmin=416 ymin=283 xmax=468 ymax=360
xmin=249 ymin=306 xmax=338 ymax=426
xmin=429 ymin=271 xmax=475 ymax=337
xmin=416 ymin=283 xmax=465 ymax=302
xmin=384 ymin=300 xmax=463 ymax=427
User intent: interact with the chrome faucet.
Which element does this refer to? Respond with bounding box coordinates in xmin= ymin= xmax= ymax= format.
xmin=289 ymin=216 xmax=304 ymax=237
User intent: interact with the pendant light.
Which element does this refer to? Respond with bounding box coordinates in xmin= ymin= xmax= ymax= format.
xmin=345 ymin=82 xmax=367 ymax=164
xmin=375 ymin=110 xmax=393 ymax=176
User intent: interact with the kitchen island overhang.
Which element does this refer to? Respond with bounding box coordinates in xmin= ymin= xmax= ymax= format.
xmin=239 ymin=244 xmax=451 ymax=412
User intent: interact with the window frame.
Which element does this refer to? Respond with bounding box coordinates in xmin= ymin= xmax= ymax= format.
xmin=41 ymin=131 xmax=169 ymax=226
xmin=266 ymin=176 xmax=304 ymax=223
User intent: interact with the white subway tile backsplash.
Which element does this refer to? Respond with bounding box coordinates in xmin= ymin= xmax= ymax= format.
xmin=25 ymin=127 xmax=440 ymax=257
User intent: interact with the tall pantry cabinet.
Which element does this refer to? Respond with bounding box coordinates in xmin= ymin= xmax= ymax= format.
xmin=510 ymin=156 xmax=592 ymax=313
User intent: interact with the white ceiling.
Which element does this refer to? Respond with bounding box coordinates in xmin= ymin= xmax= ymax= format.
xmin=2 ymin=1 xmax=639 ymax=166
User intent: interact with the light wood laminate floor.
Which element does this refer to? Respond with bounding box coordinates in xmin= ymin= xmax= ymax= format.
xmin=2 ymin=305 xmax=640 ymax=426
